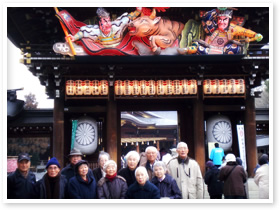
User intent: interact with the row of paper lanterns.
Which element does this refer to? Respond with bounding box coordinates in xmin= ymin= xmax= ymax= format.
xmin=203 ymin=79 xmax=245 ymax=95
xmin=66 ymin=80 xmax=109 ymax=96
xmin=66 ymin=78 xmax=245 ymax=96
xmin=115 ymin=79 xmax=197 ymax=96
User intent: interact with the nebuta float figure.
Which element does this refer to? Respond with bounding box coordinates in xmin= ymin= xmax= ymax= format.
xmin=178 ymin=7 xmax=263 ymax=55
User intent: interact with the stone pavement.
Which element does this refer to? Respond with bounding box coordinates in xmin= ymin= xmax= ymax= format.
xmin=203 ymin=178 xmax=259 ymax=199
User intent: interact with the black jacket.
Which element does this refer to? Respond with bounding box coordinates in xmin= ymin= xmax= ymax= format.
xmin=204 ymin=166 xmax=224 ymax=196
xmin=126 ymin=181 xmax=160 ymax=199
xmin=7 ymin=169 xmax=36 ymax=199
xmin=97 ymin=176 xmax=128 ymax=199
xmin=151 ymin=174 xmax=182 ymax=199
xmin=118 ymin=167 xmax=136 ymax=187
xmin=68 ymin=173 xmax=97 ymax=199
xmin=92 ymin=167 xmax=103 ymax=183
xmin=61 ymin=163 xmax=93 ymax=182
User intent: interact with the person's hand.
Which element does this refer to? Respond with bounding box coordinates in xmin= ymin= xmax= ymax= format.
xmin=66 ymin=34 xmax=74 ymax=42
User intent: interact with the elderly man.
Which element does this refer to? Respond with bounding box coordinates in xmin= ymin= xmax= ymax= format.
xmin=140 ymin=146 xmax=158 ymax=181
xmin=167 ymin=142 xmax=203 ymax=199
xmin=7 ymin=153 xmax=36 ymax=199
xmin=92 ymin=151 xmax=110 ymax=183
xmin=61 ymin=148 xmax=93 ymax=181
xmin=68 ymin=7 xmax=142 ymax=48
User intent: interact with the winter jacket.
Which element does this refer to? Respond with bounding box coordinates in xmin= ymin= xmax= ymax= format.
xmin=151 ymin=174 xmax=182 ymax=199
xmin=93 ymin=167 xmax=104 ymax=183
xmin=7 ymin=169 xmax=37 ymax=199
xmin=61 ymin=163 xmax=93 ymax=182
xmin=254 ymin=164 xmax=269 ymax=199
xmin=97 ymin=175 xmax=128 ymax=199
xmin=126 ymin=180 xmax=160 ymax=199
xmin=68 ymin=173 xmax=97 ymax=199
xmin=204 ymin=166 xmax=223 ymax=196
xmin=219 ymin=162 xmax=247 ymax=197
xmin=35 ymin=174 xmax=68 ymax=199
xmin=140 ymin=160 xmax=155 ymax=181
xmin=118 ymin=167 xmax=136 ymax=187
xmin=167 ymin=157 xmax=204 ymax=199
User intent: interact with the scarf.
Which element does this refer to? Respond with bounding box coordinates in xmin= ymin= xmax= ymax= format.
xmin=106 ymin=172 xmax=117 ymax=182
xmin=177 ymin=157 xmax=189 ymax=165
xmin=44 ymin=172 xmax=61 ymax=199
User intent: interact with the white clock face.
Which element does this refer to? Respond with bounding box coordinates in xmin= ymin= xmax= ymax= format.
xmin=212 ymin=121 xmax=232 ymax=144
xmin=75 ymin=122 xmax=95 ymax=146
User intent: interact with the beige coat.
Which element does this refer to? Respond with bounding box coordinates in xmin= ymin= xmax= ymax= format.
xmin=167 ymin=157 xmax=204 ymax=199
xmin=254 ymin=164 xmax=269 ymax=199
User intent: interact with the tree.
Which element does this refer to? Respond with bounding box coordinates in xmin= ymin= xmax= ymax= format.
xmin=24 ymin=93 xmax=38 ymax=110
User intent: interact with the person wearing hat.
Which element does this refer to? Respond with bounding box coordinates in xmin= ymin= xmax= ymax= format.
xmin=61 ymin=148 xmax=93 ymax=181
xmin=35 ymin=157 xmax=68 ymax=199
xmin=68 ymin=160 xmax=97 ymax=199
xmin=254 ymin=154 xmax=269 ymax=199
xmin=219 ymin=153 xmax=247 ymax=199
xmin=204 ymin=160 xmax=223 ymax=199
xmin=7 ymin=153 xmax=37 ymax=199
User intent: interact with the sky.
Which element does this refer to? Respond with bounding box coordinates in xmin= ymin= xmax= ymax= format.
xmin=7 ymin=40 xmax=54 ymax=109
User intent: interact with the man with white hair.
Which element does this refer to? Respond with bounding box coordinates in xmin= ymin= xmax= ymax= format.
xmin=140 ymin=146 xmax=159 ymax=181
xmin=167 ymin=142 xmax=204 ymax=199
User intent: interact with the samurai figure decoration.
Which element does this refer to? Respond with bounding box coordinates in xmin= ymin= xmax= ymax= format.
xmin=178 ymin=7 xmax=263 ymax=55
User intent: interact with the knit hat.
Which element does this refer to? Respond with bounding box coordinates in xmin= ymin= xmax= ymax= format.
xmin=46 ymin=157 xmax=61 ymax=169
xmin=236 ymin=157 xmax=243 ymax=166
xmin=206 ymin=160 xmax=214 ymax=168
xmin=258 ymin=154 xmax=269 ymax=165
xmin=18 ymin=153 xmax=30 ymax=162
xmin=225 ymin=153 xmax=236 ymax=163
xmin=75 ymin=160 xmax=89 ymax=174
xmin=68 ymin=148 xmax=83 ymax=157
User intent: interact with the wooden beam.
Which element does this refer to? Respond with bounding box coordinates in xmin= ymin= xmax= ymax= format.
xmin=204 ymin=105 xmax=245 ymax=112
xmin=193 ymin=85 xmax=206 ymax=175
xmin=53 ymin=97 xmax=64 ymax=167
xmin=245 ymin=93 xmax=258 ymax=177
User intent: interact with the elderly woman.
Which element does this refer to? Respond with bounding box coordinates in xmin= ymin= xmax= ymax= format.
xmin=35 ymin=157 xmax=68 ymax=199
xmin=118 ymin=151 xmax=140 ymax=187
xmin=93 ymin=151 xmax=110 ymax=183
xmin=97 ymin=160 xmax=127 ymax=199
xmin=68 ymin=160 xmax=97 ymax=199
xmin=254 ymin=154 xmax=269 ymax=199
xmin=151 ymin=161 xmax=182 ymax=199
xmin=126 ymin=166 xmax=160 ymax=199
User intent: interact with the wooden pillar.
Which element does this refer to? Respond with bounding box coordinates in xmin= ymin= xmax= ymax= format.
xmin=156 ymin=140 xmax=160 ymax=151
xmin=136 ymin=144 xmax=139 ymax=153
xmin=193 ymin=85 xmax=205 ymax=175
xmin=53 ymin=96 xmax=64 ymax=167
xmin=106 ymin=88 xmax=118 ymax=165
xmin=245 ymin=94 xmax=257 ymax=177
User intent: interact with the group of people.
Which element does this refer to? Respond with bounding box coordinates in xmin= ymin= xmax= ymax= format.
xmin=7 ymin=142 xmax=269 ymax=200
xmin=204 ymin=143 xmax=269 ymax=199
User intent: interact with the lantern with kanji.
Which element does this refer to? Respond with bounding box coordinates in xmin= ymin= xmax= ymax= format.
xmin=100 ymin=80 xmax=108 ymax=95
xmin=181 ymin=79 xmax=188 ymax=95
xmin=156 ymin=80 xmax=165 ymax=95
xmin=166 ymin=80 xmax=173 ymax=95
xmin=148 ymin=80 xmax=156 ymax=95
xmin=132 ymin=80 xmax=140 ymax=95
xmin=124 ymin=80 xmax=132 ymax=95
xmin=92 ymin=80 xmax=100 ymax=95
xmin=173 ymin=80 xmax=181 ymax=95
xmin=211 ymin=79 xmax=220 ymax=94
xmin=236 ymin=79 xmax=245 ymax=94
xmin=115 ymin=80 xmax=124 ymax=95
xmin=140 ymin=80 xmax=148 ymax=95
xmin=220 ymin=79 xmax=228 ymax=94
xmin=228 ymin=79 xmax=236 ymax=94
xmin=83 ymin=80 xmax=93 ymax=95
xmin=203 ymin=79 xmax=211 ymax=94
xmin=75 ymin=80 xmax=84 ymax=95
xmin=188 ymin=79 xmax=197 ymax=94
xmin=66 ymin=80 xmax=76 ymax=95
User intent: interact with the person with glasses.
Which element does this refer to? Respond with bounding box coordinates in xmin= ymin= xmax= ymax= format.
xmin=35 ymin=157 xmax=68 ymax=199
xmin=167 ymin=142 xmax=203 ymax=199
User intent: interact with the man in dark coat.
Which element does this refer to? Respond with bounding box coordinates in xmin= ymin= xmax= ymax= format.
xmin=204 ymin=160 xmax=223 ymax=199
xmin=92 ymin=151 xmax=110 ymax=183
xmin=7 ymin=153 xmax=36 ymax=199
xmin=219 ymin=154 xmax=247 ymax=199
xmin=61 ymin=148 xmax=93 ymax=181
